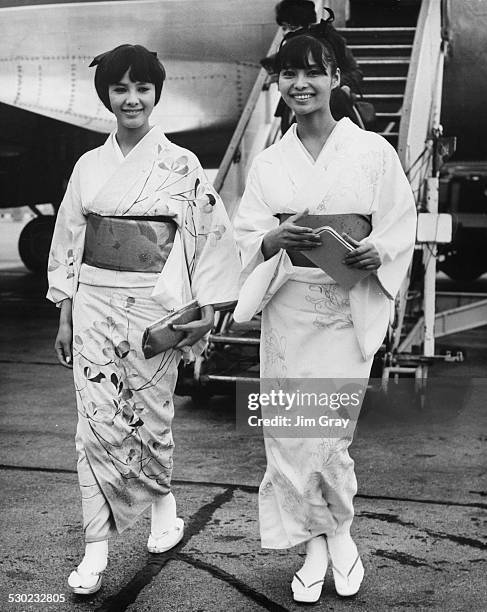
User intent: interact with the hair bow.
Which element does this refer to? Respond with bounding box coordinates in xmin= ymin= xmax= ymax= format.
xmin=282 ymin=10 xmax=335 ymax=44
xmin=322 ymin=6 xmax=335 ymax=24
xmin=89 ymin=51 xmax=109 ymax=68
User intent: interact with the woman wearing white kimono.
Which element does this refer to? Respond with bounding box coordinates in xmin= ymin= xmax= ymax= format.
xmin=47 ymin=45 xmax=240 ymax=595
xmin=234 ymin=32 xmax=416 ymax=603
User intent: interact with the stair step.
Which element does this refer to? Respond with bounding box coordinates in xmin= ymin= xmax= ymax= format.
xmin=363 ymin=97 xmax=404 ymax=113
xmin=346 ymin=0 xmax=421 ymax=28
xmin=363 ymin=93 xmax=404 ymax=114
xmin=338 ymin=27 xmax=416 ymax=45
xmin=339 ymin=27 xmax=416 ymax=33
xmin=350 ymin=44 xmax=413 ymax=57
xmin=357 ymin=58 xmax=410 ymax=77
xmin=350 ymin=44 xmax=413 ymax=49
xmin=363 ymin=76 xmax=407 ymax=81
xmin=358 ymin=58 xmax=410 ymax=64
xmin=362 ymin=76 xmax=407 ymax=94
xmin=362 ymin=93 xmax=404 ymax=99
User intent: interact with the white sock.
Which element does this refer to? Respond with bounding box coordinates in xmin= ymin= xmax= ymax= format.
xmin=297 ymin=535 xmax=328 ymax=584
xmin=151 ymin=492 xmax=177 ymax=536
xmin=327 ymin=533 xmax=358 ymax=572
xmin=78 ymin=540 xmax=108 ymax=575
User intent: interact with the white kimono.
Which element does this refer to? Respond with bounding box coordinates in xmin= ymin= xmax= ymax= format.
xmin=234 ymin=118 xmax=416 ymax=548
xmin=47 ymin=126 xmax=241 ymax=541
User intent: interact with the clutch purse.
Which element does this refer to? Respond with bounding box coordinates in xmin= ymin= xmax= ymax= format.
xmin=300 ymin=226 xmax=372 ymax=290
xmin=142 ymin=300 xmax=201 ymax=359
xmin=277 ymin=213 xmax=372 ymax=268
xmin=277 ymin=213 xmax=371 ymax=240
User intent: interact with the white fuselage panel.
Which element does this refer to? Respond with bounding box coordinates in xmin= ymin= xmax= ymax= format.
xmin=0 ymin=0 xmax=276 ymax=133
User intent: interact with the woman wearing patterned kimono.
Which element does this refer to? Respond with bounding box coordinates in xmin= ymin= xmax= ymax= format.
xmin=234 ymin=33 xmax=416 ymax=603
xmin=47 ymin=45 xmax=240 ymax=595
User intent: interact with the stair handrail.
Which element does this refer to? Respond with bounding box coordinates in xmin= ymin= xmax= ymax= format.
xmin=398 ymin=0 xmax=445 ymax=181
xmin=213 ymin=29 xmax=282 ymax=196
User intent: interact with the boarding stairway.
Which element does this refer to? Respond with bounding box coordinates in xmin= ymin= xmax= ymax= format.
xmin=177 ymin=0 xmax=482 ymax=400
xmin=338 ymin=26 xmax=415 ymax=148
xmin=337 ymin=19 xmax=422 ymax=355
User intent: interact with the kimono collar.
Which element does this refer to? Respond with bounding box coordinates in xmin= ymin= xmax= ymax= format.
xmin=107 ymin=124 xmax=171 ymax=163
xmin=274 ymin=117 xmax=360 ymax=214
xmin=91 ymin=124 xmax=184 ymax=220
xmin=110 ymin=132 xmax=125 ymax=163
xmin=281 ymin=117 xmax=354 ymax=167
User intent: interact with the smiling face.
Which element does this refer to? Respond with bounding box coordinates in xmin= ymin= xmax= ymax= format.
xmin=108 ymin=69 xmax=156 ymax=133
xmin=278 ymin=57 xmax=340 ymax=116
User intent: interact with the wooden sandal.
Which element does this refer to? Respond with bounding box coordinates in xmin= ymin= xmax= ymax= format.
xmin=68 ymin=568 xmax=103 ymax=595
xmin=291 ymin=572 xmax=325 ymax=603
xmin=147 ymin=517 xmax=184 ymax=553
xmin=331 ymin=554 xmax=364 ymax=597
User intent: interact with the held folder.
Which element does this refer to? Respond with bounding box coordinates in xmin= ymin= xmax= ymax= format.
xmin=278 ymin=213 xmax=372 ymax=268
xmin=300 ymin=226 xmax=372 ymax=290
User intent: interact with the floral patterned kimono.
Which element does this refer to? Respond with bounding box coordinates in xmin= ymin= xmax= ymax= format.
xmin=233 ymin=118 xmax=416 ymax=548
xmin=47 ymin=125 xmax=240 ymax=542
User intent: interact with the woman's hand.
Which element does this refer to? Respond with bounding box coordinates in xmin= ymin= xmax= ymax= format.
xmin=342 ymin=234 xmax=382 ymax=270
xmin=172 ymin=304 xmax=215 ymax=349
xmin=261 ymin=209 xmax=321 ymax=259
xmin=55 ymin=298 xmax=73 ymax=368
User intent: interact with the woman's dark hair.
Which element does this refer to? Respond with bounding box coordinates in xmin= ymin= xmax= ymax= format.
xmin=90 ymin=44 xmax=166 ymax=112
xmin=275 ymin=33 xmax=338 ymax=76
xmin=279 ymin=19 xmax=363 ymax=92
xmin=275 ymin=0 xmax=316 ymax=27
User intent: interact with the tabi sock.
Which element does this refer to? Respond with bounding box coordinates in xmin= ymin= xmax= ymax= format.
xmin=151 ymin=491 xmax=177 ymax=536
xmin=78 ymin=539 xmax=108 ymax=575
xmin=297 ymin=535 xmax=328 ymax=584
xmin=327 ymin=532 xmax=359 ymax=573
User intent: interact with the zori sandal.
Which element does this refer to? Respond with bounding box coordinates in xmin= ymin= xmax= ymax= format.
xmin=331 ymin=554 xmax=364 ymax=597
xmin=147 ymin=517 xmax=185 ymax=553
xmin=67 ymin=568 xmax=103 ymax=595
xmin=291 ymin=572 xmax=325 ymax=603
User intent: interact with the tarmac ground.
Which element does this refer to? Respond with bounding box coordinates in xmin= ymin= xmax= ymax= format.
xmin=1 ymin=219 xmax=486 ymax=612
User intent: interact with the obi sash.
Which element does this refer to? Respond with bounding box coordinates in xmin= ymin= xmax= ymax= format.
xmin=276 ymin=213 xmax=372 ymax=268
xmin=83 ymin=214 xmax=177 ymax=272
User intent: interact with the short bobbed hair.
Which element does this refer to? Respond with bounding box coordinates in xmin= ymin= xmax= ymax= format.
xmin=275 ymin=0 xmax=316 ymax=27
xmin=275 ymin=34 xmax=338 ymax=76
xmin=92 ymin=44 xmax=166 ymax=112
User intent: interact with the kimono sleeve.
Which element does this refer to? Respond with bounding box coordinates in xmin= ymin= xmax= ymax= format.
xmin=365 ymin=143 xmax=417 ymax=299
xmin=189 ymin=164 xmax=241 ymax=309
xmin=233 ymin=159 xmax=280 ymax=284
xmin=46 ymin=161 xmax=87 ymax=305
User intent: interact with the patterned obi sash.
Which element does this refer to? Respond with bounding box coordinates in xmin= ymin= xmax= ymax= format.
xmin=276 ymin=213 xmax=372 ymax=268
xmin=83 ymin=214 xmax=177 ymax=272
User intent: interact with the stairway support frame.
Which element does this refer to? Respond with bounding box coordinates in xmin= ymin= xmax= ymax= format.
xmin=391 ymin=0 xmax=449 ymax=361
